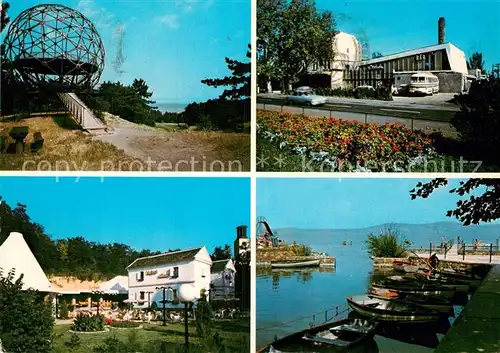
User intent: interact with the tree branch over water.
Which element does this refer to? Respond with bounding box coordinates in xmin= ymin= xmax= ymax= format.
xmin=410 ymin=179 xmax=500 ymax=226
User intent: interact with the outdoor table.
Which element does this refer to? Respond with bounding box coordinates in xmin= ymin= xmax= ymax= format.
xmin=9 ymin=126 xmax=29 ymax=154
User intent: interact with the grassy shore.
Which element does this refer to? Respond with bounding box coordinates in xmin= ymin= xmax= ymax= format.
xmin=52 ymin=319 xmax=250 ymax=353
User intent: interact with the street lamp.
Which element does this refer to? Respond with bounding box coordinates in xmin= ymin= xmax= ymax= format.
xmin=92 ymin=290 xmax=104 ymax=316
xmin=178 ymin=284 xmax=197 ymax=347
xmin=155 ymin=286 xmax=173 ymax=326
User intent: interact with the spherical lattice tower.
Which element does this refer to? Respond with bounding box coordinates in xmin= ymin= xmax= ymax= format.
xmin=3 ymin=4 xmax=105 ymax=90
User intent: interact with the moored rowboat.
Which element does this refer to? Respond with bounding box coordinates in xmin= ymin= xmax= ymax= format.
xmin=257 ymin=317 xmax=377 ymax=353
xmin=371 ymin=283 xmax=456 ymax=300
xmin=347 ymin=295 xmax=441 ymax=323
xmin=368 ymin=288 xmax=454 ymax=315
xmin=271 ymin=260 xmax=320 ymax=268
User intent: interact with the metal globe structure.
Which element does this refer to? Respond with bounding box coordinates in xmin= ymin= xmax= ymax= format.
xmin=3 ymin=4 xmax=105 ymax=91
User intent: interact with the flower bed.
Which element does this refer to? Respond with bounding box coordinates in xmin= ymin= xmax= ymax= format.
xmin=257 ymin=110 xmax=436 ymax=171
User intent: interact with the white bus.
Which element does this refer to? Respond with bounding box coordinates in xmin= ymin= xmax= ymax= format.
xmin=409 ymin=72 xmax=439 ymax=95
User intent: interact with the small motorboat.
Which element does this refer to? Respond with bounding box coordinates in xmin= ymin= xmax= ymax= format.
xmin=347 ymin=295 xmax=441 ymax=323
xmin=257 ymin=318 xmax=377 ymax=352
xmin=368 ymin=288 xmax=454 ymax=316
xmin=271 ymin=260 xmax=320 ymax=269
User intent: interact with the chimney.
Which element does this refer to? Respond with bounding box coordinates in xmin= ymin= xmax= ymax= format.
xmin=438 ymin=17 xmax=445 ymax=44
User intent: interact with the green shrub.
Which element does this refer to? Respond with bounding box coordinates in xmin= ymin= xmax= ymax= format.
xmin=291 ymin=245 xmax=312 ymax=256
xmin=64 ymin=333 xmax=81 ymax=349
xmin=0 ymin=269 xmax=54 ymax=353
xmin=365 ymin=226 xmax=408 ymax=258
xmin=195 ymin=291 xmax=213 ymax=338
xmin=109 ymin=321 xmax=141 ymax=328
xmin=451 ymin=76 xmax=500 ymax=165
xmin=72 ymin=314 xmax=105 ymax=332
xmin=59 ymin=300 xmax=70 ymax=319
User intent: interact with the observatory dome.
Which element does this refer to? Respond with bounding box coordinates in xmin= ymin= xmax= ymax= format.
xmin=333 ymin=32 xmax=363 ymax=63
xmin=3 ymin=4 xmax=105 ymax=90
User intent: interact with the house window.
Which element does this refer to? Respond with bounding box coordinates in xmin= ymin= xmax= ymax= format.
xmin=140 ymin=291 xmax=145 ymax=300
xmin=173 ymin=267 xmax=179 ymax=278
xmin=346 ymin=48 xmax=349 ymax=54
xmin=137 ymin=271 xmax=144 ymax=282
xmin=201 ymin=267 xmax=205 ymax=278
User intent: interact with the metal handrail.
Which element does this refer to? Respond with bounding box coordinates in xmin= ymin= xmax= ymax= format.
xmin=57 ymin=92 xmax=89 ymax=126
xmin=256 ymin=303 xmax=350 ymax=332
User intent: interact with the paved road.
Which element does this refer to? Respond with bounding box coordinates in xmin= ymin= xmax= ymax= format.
xmin=259 ymin=93 xmax=460 ymax=112
xmin=258 ymin=95 xmax=458 ymax=123
xmin=257 ymin=102 xmax=458 ymax=138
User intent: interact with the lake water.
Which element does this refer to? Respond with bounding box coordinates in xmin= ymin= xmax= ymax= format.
xmin=256 ymin=240 xmax=464 ymax=352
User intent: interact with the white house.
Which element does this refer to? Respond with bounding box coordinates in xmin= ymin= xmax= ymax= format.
xmin=126 ymin=247 xmax=212 ymax=309
xmin=210 ymin=259 xmax=236 ymax=301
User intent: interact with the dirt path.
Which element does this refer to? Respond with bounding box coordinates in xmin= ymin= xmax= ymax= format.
xmin=94 ymin=114 xmax=250 ymax=171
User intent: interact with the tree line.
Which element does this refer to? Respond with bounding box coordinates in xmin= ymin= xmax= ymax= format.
xmin=0 ymin=197 xmax=233 ymax=281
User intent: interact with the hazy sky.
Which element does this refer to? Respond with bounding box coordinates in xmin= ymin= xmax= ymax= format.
xmin=318 ymin=0 xmax=500 ymax=70
xmin=0 ymin=177 xmax=250 ymax=253
xmin=4 ymin=0 xmax=250 ymax=104
xmin=257 ymin=178 xmax=485 ymax=229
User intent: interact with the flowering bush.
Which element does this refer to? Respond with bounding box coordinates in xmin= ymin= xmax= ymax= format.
xmin=72 ymin=313 xmax=105 ymax=332
xmin=257 ymin=110 xmax=435 ymax=171
xmin=104 ymin=317 xmax=113 ymax=325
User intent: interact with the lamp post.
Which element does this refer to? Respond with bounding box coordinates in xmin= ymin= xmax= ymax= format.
xmin=178 ymin=284 xmax=197 ymax=347
xmin=155 ymin=286 xmax=173 ymax=326
xmin=92 ymin=290 xmax=104 ymax=316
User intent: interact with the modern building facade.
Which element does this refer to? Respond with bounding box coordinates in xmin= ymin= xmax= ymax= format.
xmin=308 ymin=18 xmax=474 ymax=93
xmin=126 ymin=247 xmax=212 ymax=309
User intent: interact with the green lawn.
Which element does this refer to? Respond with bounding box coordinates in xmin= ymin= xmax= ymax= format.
xmin=52 ymin=319 xmax=250 ymax=353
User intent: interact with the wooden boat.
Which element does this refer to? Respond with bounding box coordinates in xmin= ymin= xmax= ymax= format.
xmin=414 ymin=272 xmax=482 ymax=289
xmin=371 ymin=283 xmax=456 ymax=300
xmin=347 ymin=295 xmax=441 ymax=323
xmin=393 ymin=261 xmax=421 ymax=273
xmin=257 ymin=318 xmax=377 ymax=353
xmin=368 ymin=288 xmax=454 ymax=315
xmin=271 ymin=260 xmax=320 ymax=269
xmin=433 ymin=270 xmax=483 ymax=287
xmin=377 ymin=275 xmax=470 ymax=293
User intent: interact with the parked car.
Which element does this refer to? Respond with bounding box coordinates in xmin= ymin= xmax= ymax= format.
xmin=354 ymin=85 xmax=375 ymax=91
xmin=393 ymin=84 xmax=409 ymax=96
xmin=286 ymin=86 xmax=327 ymax=106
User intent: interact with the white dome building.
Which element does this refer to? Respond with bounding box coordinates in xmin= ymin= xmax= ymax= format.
xmin=309 ymin=31 xmax=363 ymax=88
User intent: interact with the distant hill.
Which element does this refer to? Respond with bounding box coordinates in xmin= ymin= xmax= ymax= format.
xmin=274 ymin=222 xmax=500 ymax=250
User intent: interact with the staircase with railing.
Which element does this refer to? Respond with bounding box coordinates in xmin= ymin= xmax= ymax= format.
xmin=57 ymin=92 xmax=107 ymax=134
